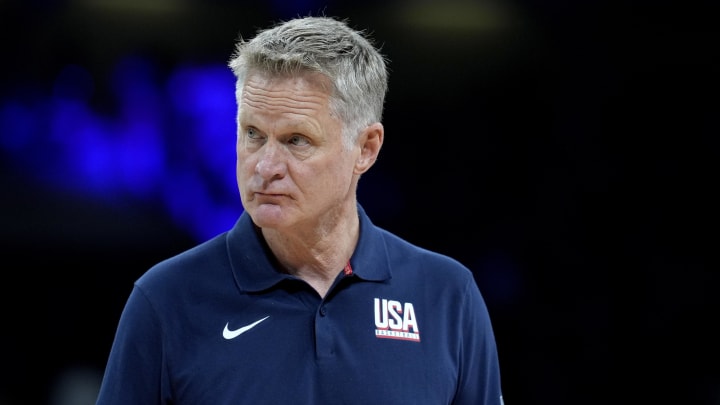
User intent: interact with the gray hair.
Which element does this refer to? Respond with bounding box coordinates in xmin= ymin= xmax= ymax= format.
xmin=228 ymin=16 xmax=389 ymax=149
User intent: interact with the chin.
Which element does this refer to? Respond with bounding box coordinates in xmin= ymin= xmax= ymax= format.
xmin=247 ymin=204 xmax=290 ymax=228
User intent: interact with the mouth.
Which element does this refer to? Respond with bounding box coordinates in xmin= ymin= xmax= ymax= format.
xmin=253 ymin=192 xmax=286 ymax=202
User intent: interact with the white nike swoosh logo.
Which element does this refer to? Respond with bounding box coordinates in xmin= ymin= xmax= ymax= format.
xmin=223 ymin=316 xmax=269 ymax=340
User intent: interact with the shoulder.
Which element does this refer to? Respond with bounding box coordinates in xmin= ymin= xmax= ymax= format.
xmin=377 ymin=227 xmax=475 ymax=283
xmin=135 ymin=231 xmax=230 ymax=291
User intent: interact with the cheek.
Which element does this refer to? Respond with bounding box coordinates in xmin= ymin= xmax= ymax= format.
xmin=319 ymin=154 xmax=356 ymax=186
xmin=235 ymin=150 xmax=255 ymax=180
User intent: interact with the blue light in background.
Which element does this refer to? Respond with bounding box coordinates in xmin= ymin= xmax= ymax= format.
xmin=0 ymin=57 xmax=242 ymax=242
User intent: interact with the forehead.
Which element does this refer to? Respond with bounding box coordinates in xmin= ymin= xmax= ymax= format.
xmin=239 ymin=71 xmax=342 ymax=135
xmin=241 ymin=71 xmax=332 ymax=107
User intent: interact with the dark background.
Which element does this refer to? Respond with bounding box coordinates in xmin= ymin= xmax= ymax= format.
xmin=1 ymin=1 xmax=718 ymax=404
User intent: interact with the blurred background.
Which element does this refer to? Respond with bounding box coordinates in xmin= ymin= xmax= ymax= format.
xmin=1 ymin=0 xmax=717 ymax=404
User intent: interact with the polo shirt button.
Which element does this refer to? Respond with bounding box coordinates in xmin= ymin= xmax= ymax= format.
xmin=319 ymin=306 xmax=327 ymax=316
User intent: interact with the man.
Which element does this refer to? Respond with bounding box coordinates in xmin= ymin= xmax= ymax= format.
xmin=96 ymin=15 xmax=504 ymax=404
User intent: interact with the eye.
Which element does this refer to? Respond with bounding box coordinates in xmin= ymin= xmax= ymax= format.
xmin=288 ymin=134 xmax=310 ymax=146
xmin=246 ymin=127 xmax=260 ymax=139
xmin=243 ymin=127 xmax=266 ymax=145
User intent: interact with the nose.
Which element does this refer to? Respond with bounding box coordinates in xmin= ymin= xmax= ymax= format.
xmin=255 ymin=141 xmax=287 ymax=180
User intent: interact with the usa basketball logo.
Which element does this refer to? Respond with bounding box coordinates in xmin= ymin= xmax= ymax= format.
xmin=373 ymin=298 xmax=420 ymax=342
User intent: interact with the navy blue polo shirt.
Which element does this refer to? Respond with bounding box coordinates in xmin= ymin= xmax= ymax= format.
xmin=97 ymin=205 xmax=504 ymax=404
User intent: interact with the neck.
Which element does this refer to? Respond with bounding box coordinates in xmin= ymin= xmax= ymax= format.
xmin=261 ymin=203 xmax=360 ymax=296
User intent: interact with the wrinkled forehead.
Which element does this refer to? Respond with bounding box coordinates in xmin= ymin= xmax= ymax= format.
xmin=238 ymin=70 xmax=341 ymax=122
xmin=237 ymin=72 xmax=345 ymax=135
xmin=242 ymin=69 xmax=333 ymax=95
xmin=240 ymin=72 xmax=331 ymax=111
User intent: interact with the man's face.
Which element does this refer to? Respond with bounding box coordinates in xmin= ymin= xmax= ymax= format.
xmin=236 ymin=71 xmax=359 ymax=231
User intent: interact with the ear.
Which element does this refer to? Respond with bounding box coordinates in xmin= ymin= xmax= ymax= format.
xmin=354 ymin=122 xmax=384 ymax=174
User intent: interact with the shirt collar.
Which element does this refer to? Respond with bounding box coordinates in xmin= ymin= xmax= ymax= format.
xmin=226 ymin=204 xmax=392 ymax=292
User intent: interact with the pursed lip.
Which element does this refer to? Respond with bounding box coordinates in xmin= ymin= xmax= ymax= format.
xmin=252 ymin=191 xmax=289 ymax=202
